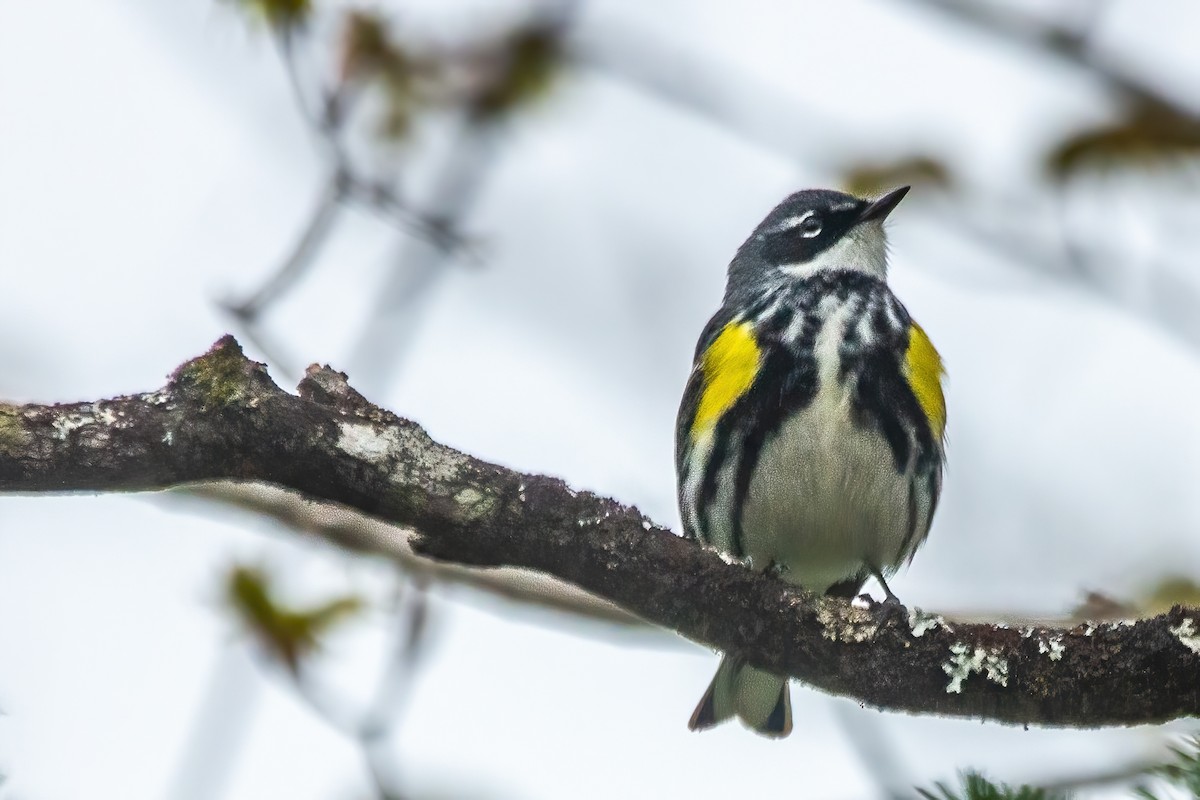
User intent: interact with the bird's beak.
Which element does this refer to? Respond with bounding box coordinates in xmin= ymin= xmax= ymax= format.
xmin=858 ymin=185 xmax=910 ymax=222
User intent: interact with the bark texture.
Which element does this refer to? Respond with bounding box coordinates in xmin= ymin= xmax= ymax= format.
xmin=2 ymin=336 xmax=1199 ymax=727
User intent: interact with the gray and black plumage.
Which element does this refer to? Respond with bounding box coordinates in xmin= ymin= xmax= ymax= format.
xmin=675 ymin=187 xmax=946 ymax=737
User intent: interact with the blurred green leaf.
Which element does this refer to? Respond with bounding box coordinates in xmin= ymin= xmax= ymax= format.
xmin=338 ymin=11 xmax=416 ymax=140
xmin=1139 ymin=576 xmax=1200 ymax=616
xmin=226 ymin=564 xmax=363 ymax=673
xmin=222 ymin=0 xmax=311 ymax=31
xmin=340 ymin=11 xmax=405 ymax=83
xmin=841 ymin=156 xmax=952 ymax=198
xmin=471 ymin=22 xmax=565 ymax=120
xmin=1047 ymin=100 xmax=1200 ymax=179
xmin=1068 ymin=590 xmax=1136 ymax=622
xmin=1075 ymin=577 xmax=1200 ymax=621
xmin=1137 ymin=737 xmax=1200 ymax=799
xmin=917 ymin=771 xmax=1067 ymax=800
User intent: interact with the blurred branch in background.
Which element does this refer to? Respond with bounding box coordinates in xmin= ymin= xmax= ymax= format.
xmin=173 ymin=482 xmax=649 ymax=630
xmin=166 ymin=547 xmax=443 ymax=800
xmin=219 ymin=0 xmax=1200 ymax=372
xmin=573 ymin=5 xmax=1200 ymax=351
xmin=831 ymin=699 xmax=916 ymax=800
xmin=167 ymin=555 xmax=437 ymax=800
xmin=343 ymin=119 xmax=499 ymax=392
xmin=168 ymin=560 xmax=371 ymax=800
xmin=896 ymin=0 xmax=1200 ymax=348
xmin=219 ymin=1 xmax=576 ymax=387
xmin=341 ymin=4 xmax=579 ymax=389
xmin=895 ymin=0 xmax=1195 ymax=122
xmin=222 ymin=564 xmax=429 ymax=800
xmin=217 ymin=0 xmax=1200 ymax=359
xmin=354 ymin=579 xmax=432 ymax=800
xmin=167 ymin=644 xmax=263 ymax=800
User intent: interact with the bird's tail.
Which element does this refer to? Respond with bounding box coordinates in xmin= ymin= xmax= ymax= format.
xmin=688 ymin=654 xmax=792 ymax=737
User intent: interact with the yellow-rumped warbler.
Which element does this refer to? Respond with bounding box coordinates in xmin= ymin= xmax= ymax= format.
xmin=676 ymin=186 xmax=946 ymax=737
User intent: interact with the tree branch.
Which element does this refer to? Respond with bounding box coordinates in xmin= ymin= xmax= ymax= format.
xmin=3 ymin=336 xmax=1199 ymax=727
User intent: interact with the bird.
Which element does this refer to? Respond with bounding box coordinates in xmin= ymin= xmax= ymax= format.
xmin=675 ymin=185 xmax=946 ymax=737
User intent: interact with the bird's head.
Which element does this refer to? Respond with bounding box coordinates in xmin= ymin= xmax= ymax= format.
xmin=727 ymin=186 xmax=909 ymax=298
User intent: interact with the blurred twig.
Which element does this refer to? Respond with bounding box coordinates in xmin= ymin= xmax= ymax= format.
xmin=171 ymin=482 xmax=1151 ymax=634
xmin=221 ymin=9 xmax=482 ymax=335
xmin=225 ymin=169 xmax=349 ymax=322
xmin=166 ymin=648 xmax=263 ymax=800
xmin=356 ymin=579 xmax=432 ymax=800
xmin=345 ymin=122 xmax=500 ymax=391
xmin=170 ymin=481 xmax=652 ymax=632
xmin=831 ymin=701 xmax=915 ymax=800
xmin=291 ymin=579 xmax=433 ymax=800
xmin=344 ymin=2 xmax=578 ymax=390
xmin=895 ymin=0 xmax=1199 ymax=125
xmin=576 ymin=11 xmax=1200 ymax=350
xmin=221 ymin=561 xmax=426 ymax=799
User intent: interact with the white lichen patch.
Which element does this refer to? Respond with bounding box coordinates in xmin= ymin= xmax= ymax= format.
xmin=336 ymin=420 xmax=465 ymax=488
xmin=145 ymin=389 xmax=172 ymax=406
xmin=337 ymin=421 xmax=402 ymax=462
xmin=52 ymin=412 xmax=94 ymax=441
xmin=454 ymin=487 xmax=484 ymax=506
xmin=908 ymin=608 xmax=946 ymax=638
xmin=162 ymin=430 xmax=174 ymax=446
xmin=1038 ymin=635 xmax=1065 ymax=661
xmin=453 ymin=487 xmax=497 ymax=521
xmin=1169 ymin=618 xmax=1200 ymax=655
xmin=984 ymin=655 xmax=1009 ymax=687
xmin=943 ymin=642 xmax=1009 ymax=693
xmin=816 ymin=597 xmax=879 ymax=643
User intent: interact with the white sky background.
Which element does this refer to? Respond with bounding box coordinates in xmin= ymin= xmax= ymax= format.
xmin=3 ymin=0 xmax=1200 ymax=798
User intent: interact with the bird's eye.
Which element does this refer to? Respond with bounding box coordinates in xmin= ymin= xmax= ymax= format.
xmin=799 ymin=216 xmax=823 ymax=238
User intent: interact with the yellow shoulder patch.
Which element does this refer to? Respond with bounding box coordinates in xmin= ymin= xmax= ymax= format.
xmin=691 ymin=321 xmax=760 ymax=440
xmin=904 ymin=321 xmax=946 ymax=441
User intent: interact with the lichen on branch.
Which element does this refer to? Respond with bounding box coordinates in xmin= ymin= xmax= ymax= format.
xmin=2 ymin=336 xmax=1200 ymax=728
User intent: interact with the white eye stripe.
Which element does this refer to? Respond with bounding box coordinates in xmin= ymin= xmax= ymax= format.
xmin=771 ymin=210 xmax=815 ymax=233
xmin=769 ymin=210 xmax=822 ymax=237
